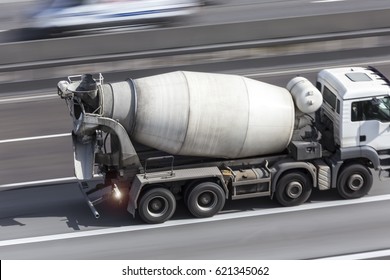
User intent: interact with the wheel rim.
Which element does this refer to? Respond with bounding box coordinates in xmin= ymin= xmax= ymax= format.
xmin=286 ymin=181 xmax=303 ymax=199
xmin=197 ymin=191 xmax=217 ymax=211
xmin=347 ymin=174 xmax=364 ymax=191
xmin=147 ymin=196 xmax=169 ymax=218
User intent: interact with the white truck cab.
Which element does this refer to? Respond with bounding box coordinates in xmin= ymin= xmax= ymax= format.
xmin=317 ymin=67 xmax=390 ymax=153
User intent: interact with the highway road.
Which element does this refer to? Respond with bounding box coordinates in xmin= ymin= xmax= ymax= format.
xmin=1 ymin=55 xmax=390 ymax=259
xmin=0 ymin=188 xmax=389 ymax=259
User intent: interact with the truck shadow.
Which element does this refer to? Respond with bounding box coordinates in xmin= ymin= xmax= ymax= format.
xmin=94 ymin=187 xmax=344 ymax=224
xmin=0 ymin=182 xmax=344 ymax=232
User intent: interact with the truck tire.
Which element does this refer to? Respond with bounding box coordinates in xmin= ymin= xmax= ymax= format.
xmin=138 ymin=188 xmax=176 ymax=224
xmin=275 ymin=171 xmax=312 ymax=207
xmin=183 ymin=180 xmax=199 ymax=206
xmin=337 ymin=164 xmax=373 ymax=199
xmin=186 ymin=182 xmax=225 ymax=218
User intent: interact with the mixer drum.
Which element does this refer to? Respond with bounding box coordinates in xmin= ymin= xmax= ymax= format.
xmin=101 ymin=71 xmax=295 ymax=158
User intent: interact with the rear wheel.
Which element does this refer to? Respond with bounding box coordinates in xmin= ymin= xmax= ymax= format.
xmin=275 ymin=171 xmax=312 ymax=207
xmin=186 ymin=182 xmax=225 ymax=218
xmin=337 ymin=164 xmax=372 ymax=199
xmin=138 ymin=188 xmax=176 ymax=224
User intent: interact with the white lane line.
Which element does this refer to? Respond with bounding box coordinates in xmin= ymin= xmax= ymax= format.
xmin=0 ymin=177 xmax=77 ymax=189
xmin=311 ymin=0 xmax=345 ymax=3
xmin=0 ymin=175 xmax=102 ymax=189
xmin=0 ymin=94 xmax=57 ymax=104
xmin=318 ymin=249 xmax=390 ymax=260
xmin=0 ymin=133 xmax=71 ymax=144
xmin=1 ymin=194 xmax=390 ymax=248
xmin=0 ymin=0 xmax=35 ymax=3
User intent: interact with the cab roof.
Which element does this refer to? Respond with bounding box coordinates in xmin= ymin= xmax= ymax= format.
xmin=318 ymin=67 xmax=390 ymax=100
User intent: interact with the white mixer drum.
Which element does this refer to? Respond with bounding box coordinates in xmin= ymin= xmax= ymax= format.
xmin=129 ymin=71 xmax=295 ymax=158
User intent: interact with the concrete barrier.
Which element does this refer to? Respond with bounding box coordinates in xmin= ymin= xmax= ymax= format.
xmin=0 ymin=9 xmax=390 ymax=66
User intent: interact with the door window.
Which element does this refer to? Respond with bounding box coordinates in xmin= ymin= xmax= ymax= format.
xmin=351 ymin=97 xmax=390 ymax=122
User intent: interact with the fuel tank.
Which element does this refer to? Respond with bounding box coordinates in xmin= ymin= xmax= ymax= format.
xmin=99 ymin=71 xmax=295 ymax=158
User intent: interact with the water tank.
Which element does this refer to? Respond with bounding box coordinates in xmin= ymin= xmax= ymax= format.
xmin=286 ymin=76 xmax=323 ymax=114
xmin=100 ymin=71 xmax=295 ymax=158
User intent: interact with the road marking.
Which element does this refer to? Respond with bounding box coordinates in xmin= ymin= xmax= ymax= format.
xmin=0 ymin=177 xmax=77 ymax=189
xmin=311 ymin=0 xmax=345 ymax=3
xmin=0 ymin=194 xmax=390 ymax=248
xmin=318 ymin=249 xmax=390 ymax=260
xmin=0 ymin=0 xmax=35 ymax=3
xmin=0 ymin=175 xmax=102 ymax=189
xmin=0 ymin=133 xmax=71 ymax=144
xmin=0 ymin=94 xmax=57 ymax=104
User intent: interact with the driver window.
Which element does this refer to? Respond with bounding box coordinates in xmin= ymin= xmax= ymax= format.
xmin=351 ymin=97 xmax=390 ymax=122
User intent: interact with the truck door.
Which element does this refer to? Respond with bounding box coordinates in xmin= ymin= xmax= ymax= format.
xmin=355 ymin=97 xmax=390 ymax=151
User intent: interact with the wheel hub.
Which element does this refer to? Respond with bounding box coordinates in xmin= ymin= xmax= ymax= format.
xmin=198 ymin=191 xmax=217 ymax=210
xmin=286 ymin=182 xmax=303 ymax=199
xmin=348 ymin=174 xmax=364 ymax=191
xmin=148 ymin=196 xmax=168 ymax=217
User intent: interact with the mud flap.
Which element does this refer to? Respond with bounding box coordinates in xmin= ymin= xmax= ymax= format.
xmin=73 ymin=133 xmax=95 ymax=180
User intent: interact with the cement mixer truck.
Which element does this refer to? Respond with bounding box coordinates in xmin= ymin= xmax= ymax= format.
xmin=57 ymin=66 xmax=390 ymax=223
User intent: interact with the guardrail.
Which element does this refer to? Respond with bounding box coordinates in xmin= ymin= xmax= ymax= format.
xmin=0 ymin=9 xmax=389 ymax=67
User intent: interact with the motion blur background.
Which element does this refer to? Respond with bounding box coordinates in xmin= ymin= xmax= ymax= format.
xmin=1 ymin=0 xmax=204 ymax=38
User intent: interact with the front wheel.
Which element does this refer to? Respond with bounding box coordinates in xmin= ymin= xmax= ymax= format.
xmin=337 ymin=164 xmax=372 ymax=199
xmin=275 ymin=171 xmax=312 ymax=207
xmin=138 ymin=188 xmax=176 ymax=224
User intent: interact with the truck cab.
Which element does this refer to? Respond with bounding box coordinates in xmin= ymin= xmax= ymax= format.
xmin=316 ymin=66 xmax=390 ymax=182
